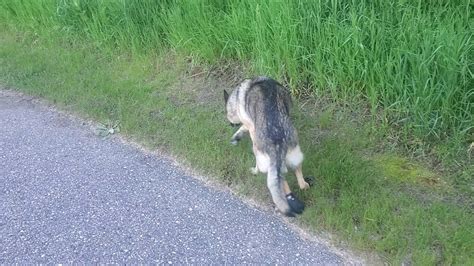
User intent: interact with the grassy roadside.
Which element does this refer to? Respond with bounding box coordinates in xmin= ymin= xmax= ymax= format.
xmin=1 ymin=29 xmax=473 ymax=264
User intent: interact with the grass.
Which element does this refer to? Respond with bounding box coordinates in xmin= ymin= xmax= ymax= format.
xmin=1 ymin=0 xmax=473 ymax=263
xmin=1 ymin=27 xmax=473 ymax=264
xmin=0 ymin=0 xmax=472 ymax=144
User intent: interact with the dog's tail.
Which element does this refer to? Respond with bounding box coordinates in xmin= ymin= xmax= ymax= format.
xmin=267 ymin=144 xmax=294 ymax=216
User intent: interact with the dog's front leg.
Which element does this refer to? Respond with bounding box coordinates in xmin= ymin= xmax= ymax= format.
xmin=230 ymin=126 xmax=248 ymax=145
xmin=250 ymin=143 xmax=259 ymax=175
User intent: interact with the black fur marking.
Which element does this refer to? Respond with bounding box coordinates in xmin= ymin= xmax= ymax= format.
xmin=304 ymin=176 xmax=315 ymax=187
xmin=286 ymin=192 xmax=304 ymax=214
xmin=258 ymin=79 xmax=293 ymax=144
xmin=224 ymin=90 xmax=229 ymax=105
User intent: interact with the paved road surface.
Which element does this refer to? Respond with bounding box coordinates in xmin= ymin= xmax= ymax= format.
xmin=0 ymin=90 xmax=347 ymax=264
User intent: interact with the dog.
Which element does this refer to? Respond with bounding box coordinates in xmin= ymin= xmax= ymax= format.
xmin=224 ymin=76 xmax=310 ymax=216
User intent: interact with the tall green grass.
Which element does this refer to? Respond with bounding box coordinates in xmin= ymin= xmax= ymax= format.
xmin=0 ymin=0 xmax=472 ymax=140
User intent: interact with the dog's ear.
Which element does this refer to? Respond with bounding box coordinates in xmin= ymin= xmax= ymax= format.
xmin=224 ymin=90 xmax=229 ymax=105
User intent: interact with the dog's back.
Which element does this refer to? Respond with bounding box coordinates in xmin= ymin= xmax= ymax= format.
xmin=244 ymin=77 xmax=298 ymax=153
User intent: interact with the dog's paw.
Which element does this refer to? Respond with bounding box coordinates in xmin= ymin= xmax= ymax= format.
xmin=303 ymin=176 xmax=315 ymax=187
xmin=299 ymin=181 xmax=310 ymax=190
xmin=286 ymin=193 xmax=304 ymax=214
xmin=250 ymin=167 xmax=259 ymax=175
xmin=230 ymin=137 xmax=241 ymax=145
xmin=275 ymin=206 xmax=296 ymax=217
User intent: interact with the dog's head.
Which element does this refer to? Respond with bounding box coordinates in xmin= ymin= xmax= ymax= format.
xmin=224 ymin=79 xmax=253 ymax=127
xmin=224 ymin=88 xmax=240 ymax=127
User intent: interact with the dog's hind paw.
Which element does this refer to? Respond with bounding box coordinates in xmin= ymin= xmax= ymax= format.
xmin=230 ymin=139 xmax=239 ymax=145
xmin=286 ymin=193 xmax=304 ymax=214
xmin=275 ymin=206 xmax=296 ymax=217
xmin=298 ymin=181 xmax=310 ymax=190
xmin=304 ymin=176 xmax=315 ymax=187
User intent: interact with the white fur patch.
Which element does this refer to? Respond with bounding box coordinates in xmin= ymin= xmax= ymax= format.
xmin=286 ymin=145 xmax=304 ymax=169
xmin=255 ymin=151 xmax=271 ymax=173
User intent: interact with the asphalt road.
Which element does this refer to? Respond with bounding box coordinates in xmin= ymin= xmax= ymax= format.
xmin=0 ymin=90 xmax=347 ymax=264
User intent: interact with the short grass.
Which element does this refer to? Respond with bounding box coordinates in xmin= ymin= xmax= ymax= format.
xmin=1 ymin=29 xmax=473 ymax=265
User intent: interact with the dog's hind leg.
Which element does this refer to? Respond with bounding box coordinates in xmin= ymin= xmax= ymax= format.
xmin=295 ymin=164 xmax=310 ymax=190
xmin=283 ymin=180 xmax=304 ymax=214
xmin=286 ymin=145 xmax=310 ymax=190
xmin=267 ymin=167 xmax=293 ymax=216
xmin=230 ymin=126 xmax=248 ymax=145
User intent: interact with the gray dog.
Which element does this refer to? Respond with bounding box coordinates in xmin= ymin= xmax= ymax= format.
xmin=224 ymin=77 xmax=310 ymax=216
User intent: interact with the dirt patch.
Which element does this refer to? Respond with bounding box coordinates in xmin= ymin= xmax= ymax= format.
xmin=0 ymin=87 xmax=38 ymax=109
xmin=162 ymin=58 xmax=247 ymax=107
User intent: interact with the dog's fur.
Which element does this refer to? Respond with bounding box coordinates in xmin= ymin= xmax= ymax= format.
xmin=224 ymin=77 xmax=309 ymax=216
